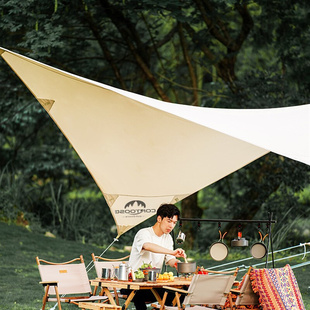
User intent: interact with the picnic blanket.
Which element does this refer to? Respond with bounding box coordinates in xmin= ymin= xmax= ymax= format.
xmin=250 ymin=264 xmax=305 ymax=310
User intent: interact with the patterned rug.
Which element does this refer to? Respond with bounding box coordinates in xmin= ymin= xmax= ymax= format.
xmin=250 ymin=264 xmax=305 ymax=310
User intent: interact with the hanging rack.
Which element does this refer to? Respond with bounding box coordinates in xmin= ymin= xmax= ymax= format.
xmin=178 ymin=212 xmax=276 ymax=268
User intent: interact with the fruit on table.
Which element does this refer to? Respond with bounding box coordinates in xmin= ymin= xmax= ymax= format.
xmin=134 ymin=270 xmax=144 ymax=279
xmin=140 ymin=262 xmax=153 ymax=269
xmin=158 ymin=272 xmax=174 ymax=281
xmin=198 ymin=266 xmax=208 ymax=274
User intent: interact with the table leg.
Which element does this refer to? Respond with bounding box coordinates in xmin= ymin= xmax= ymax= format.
xmin=175 ymin=292 xmax=182 ymax=310
xmin=102 ymin=287 xmax=117 ymax=305
xmin=113 ymin=288 xmax=120 ymax=305
xmin=122 ymin=290 xmax=136 ymax=310
xmin=150 ymin=288 xmax=162 ymax=304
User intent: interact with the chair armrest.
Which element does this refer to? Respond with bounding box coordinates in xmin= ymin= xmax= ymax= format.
xmin=162 ymin=286 xmax=189 ymax=294
xmin=40 ymin=281 xmax=58 ymax=287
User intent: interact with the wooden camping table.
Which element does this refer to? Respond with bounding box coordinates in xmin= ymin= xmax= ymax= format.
xmin=90 ymin=277 xmax=192 ymax=310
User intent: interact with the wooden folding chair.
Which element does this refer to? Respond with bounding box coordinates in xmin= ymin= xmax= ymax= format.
xmin=91 ymin=253 xmax=130 ymax=304
xmin=159 ymin=268 xmax=239 ymax=310
xmin=230 ymin=267 xmax=259 ymax=309
xmin=91 ymin=253 xmax=130 ymax=280
xmin=36 ymin=255 xmax=107 ymax=310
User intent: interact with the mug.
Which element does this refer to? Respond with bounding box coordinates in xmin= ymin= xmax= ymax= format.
xmin=114 ymin=267 xmax=119 ymax=279
xmin=147 ymin=270 xmax=158 ymax=282
xmin=176 ymin=231 xmax=186 ymax=244
xmin=102 ymin=268 xmax=111 ymax=279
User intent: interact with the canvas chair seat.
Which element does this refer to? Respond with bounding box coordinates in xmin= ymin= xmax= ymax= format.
xmin=36 ymin=255 xmax=108 ymax=310
xmin=47 ymin=295 xmax=107 ymax=303
xmin=157 ymin=268 xmax=239 ymax=310
xmin=230 ymin=267 xmax=259 ymax=309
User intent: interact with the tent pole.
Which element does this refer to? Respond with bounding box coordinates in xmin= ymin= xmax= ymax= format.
xmin=85 ymin=236 xmax=119 ymax=273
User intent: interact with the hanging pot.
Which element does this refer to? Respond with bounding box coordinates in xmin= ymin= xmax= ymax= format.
xmin=251 ymin=232 xmax=268 ymax=259
xmin=231 ymin=231 xmax=249 ymax=247
xmin=209 ymin=231 xmax=228 ymax=261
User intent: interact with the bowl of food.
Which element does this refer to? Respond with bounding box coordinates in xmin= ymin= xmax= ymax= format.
xmin=134 ymin=269 xmax=145 ymax=281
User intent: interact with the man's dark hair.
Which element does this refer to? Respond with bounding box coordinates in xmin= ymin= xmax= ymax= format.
xmin=157 ymin=204 xmax=180 ymax=220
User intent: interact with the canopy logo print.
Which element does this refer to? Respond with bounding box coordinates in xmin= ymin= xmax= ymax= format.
xmin=115 ymin=200 xmax=156 ymax=216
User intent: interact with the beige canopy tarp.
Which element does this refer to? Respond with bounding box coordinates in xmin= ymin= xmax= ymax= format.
xmin=1 ymin=47 xmax=309 ymax=237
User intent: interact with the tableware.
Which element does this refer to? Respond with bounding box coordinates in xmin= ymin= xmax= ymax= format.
xmin=176 ymin=231 xmax=186 ymax=244
xmin=209 ymin=231 xmax=228 ymax=261
xmin=118 ymin=262 xmax=129 ymax=280
xmin=251 ymin=232 xmax=268 ymax=259
xmin=141 ymin=268 xmax=161 ymax=281
xmin=177 ymin=261 xmax=196 ymax=274
xmin=113 ymin=266 xmax=119 ymax=279
xmin=147 ymin=270 xmax=158 ymax=282
xmin=101 ymin=268 xmax=111 ymax=279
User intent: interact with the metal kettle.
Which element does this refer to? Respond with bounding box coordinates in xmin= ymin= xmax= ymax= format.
xmin=118 ymin=262 xmax=129 ymax=281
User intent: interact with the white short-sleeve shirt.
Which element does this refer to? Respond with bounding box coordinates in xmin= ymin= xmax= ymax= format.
xmin=128 ymin=227 xmax=175 ymax=272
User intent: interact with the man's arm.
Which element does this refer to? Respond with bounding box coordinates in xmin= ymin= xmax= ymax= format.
xmin=166 ymin=258 xmax=180 ymax=268
xmin=143 ymin=242 xmax=186 ymax=256
xmin=143 ymin=242 xmax=185 ymax=269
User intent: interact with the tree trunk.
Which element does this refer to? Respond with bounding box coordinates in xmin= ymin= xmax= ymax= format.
xmin=180 ymin=192 xmax=203 ymax=250
xmin=223 ymin=156 xmax=283 ymax=240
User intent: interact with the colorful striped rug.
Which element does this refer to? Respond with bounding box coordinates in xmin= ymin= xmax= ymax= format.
xmin=250 ymin=264 xmax=305 ymax=310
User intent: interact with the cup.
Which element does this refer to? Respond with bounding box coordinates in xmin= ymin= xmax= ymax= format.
xmin=114 ymin=267 xmax=119 ymax=280
xmin=176 ymin=231 xmax=186 ymax=244
xmin=102 ymin=268 xmax=111 ymax=279
xmin=147 ymin=270 xmax=158 ymax=282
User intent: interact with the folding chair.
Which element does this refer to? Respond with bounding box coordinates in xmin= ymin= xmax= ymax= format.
xmin=91 ymin=253 xmax=130 ymax=280
xmin=230 ymin=267 xmax=259 ymax=309
xmin=91 ymin=253 xmax=130 ymax=304
xmin=36 ymin=255 xmax=107 ymax=310
xmin=159 ymin=268 xmax=239 ymax=310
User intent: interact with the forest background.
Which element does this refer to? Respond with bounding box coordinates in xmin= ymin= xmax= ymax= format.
xmin=0 ymin=0 xmax=309 ymax=254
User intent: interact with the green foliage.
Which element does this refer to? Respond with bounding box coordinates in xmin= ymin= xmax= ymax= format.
xmin=0 ymin=0 xmax=309 ymax=250
xmin=47 ymin=182 xmax=116 ymax=244
xmin=0 ymin=167 xmax=29 ymax=224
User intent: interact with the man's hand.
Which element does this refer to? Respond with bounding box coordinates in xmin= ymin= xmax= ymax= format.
xmin=172 ymin=248 xmax=186 ymax=258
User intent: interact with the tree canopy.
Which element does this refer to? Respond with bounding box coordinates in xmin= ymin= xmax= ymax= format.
xmin=0 ymin=0 xmax=309 ymax=249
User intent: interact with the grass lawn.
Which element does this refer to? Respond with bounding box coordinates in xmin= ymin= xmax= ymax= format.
xmin=0 ymin=221 xmax=309 ymax=309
